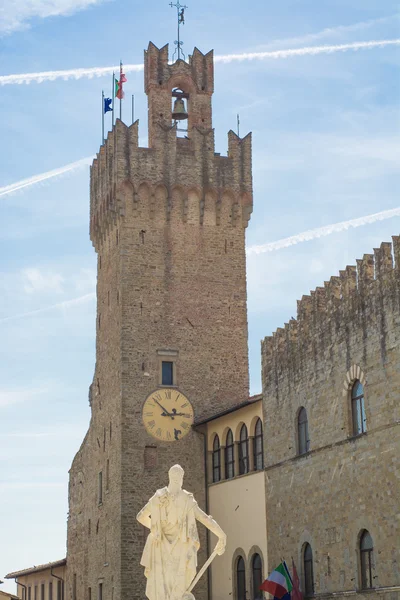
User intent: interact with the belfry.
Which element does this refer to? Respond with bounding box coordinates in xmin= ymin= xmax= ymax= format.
xmin=67 ymin=41 xmax=253 ymax=600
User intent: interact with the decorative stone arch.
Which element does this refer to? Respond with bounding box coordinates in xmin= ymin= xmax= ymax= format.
xmin=247 ymin=545 xmax=265 ymax=600
xmin=203 ymin=188 xmax=218 ymax=226
xmin=170 ymin=184 xmax=185 ymax=221
xmin=221 ymin=425 xmax=233 ymax=447
xmin=232 ymin=547 xmax=247 ymax=600
xmin=152 ymin=184 xmax=168 ymax=223
xmin=234 ymin=420 xmax=248 ymax=443
xmin=249 ymin=415 xmax=262 ymax=438
xmin=220 ymin=189 xmax=236 ymax=225
xmin=185 ymin=186 xmax=202 ymax=224
xmin=116 ymin=179 xmax=133 ymax=217
xmin=342 ymin=364 xmax=367 ymax=436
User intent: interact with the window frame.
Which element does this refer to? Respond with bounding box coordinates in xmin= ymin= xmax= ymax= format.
xmin=161 ymin=361 xmax=174 ymax=386
xmin=253 ymin=418 xmax=264 ymax=471
xmin=239 ymin=424 xmax=249 ymax=475
xmin=360 ymin=530 xmax=374 ymax=589
xmin=352 ymin=381 xmax=367 ymax=436
xmin=212 ymin=435 xmax=221 ymax=483
xmin=236 ymin=556 xmax=246 ymax=600
xmin=98 ymin=471 xmax=103 ymax=505
xmin=225 ymin=429 xmax=235 ymax=479
xmin=298 ymin=407 xmax=310 ymax=455
xmin=303 ymin=543 xmax=314 ymax=597
xmin=252 ymin=553 xmax=263 ymax=600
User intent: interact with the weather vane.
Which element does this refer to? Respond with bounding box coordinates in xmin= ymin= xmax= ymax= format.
xmin=169 ymin=1 xmax=188 ymax=60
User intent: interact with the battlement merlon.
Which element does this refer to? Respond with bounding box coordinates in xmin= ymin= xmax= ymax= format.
xmin=261 ymin=237 xmax=400 ymax=376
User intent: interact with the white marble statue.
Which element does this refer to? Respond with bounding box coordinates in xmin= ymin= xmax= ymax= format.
xmin=136 ymin=464 xmax=227 ymax=600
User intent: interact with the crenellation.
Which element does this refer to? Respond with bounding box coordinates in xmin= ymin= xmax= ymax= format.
xmin=262 ymin=238 xmax=400 ymax=375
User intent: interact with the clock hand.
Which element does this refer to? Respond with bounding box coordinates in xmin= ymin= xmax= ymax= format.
xmin=154 ymin=399 xmax=174 ymax=418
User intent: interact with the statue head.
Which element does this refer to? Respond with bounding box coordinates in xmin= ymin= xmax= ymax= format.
xmin=168 ymin=464 xmax=184 ymax=487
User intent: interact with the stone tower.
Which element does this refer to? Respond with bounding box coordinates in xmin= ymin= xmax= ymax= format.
xmin=66 ymin=43 xmax=253 ymax=600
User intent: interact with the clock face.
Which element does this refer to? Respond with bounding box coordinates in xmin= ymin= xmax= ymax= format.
xmin=142 ymin=388 xmax=194 ymax=442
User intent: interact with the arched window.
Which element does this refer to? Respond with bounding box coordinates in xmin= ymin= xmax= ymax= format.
xmin=236 ymin=556 xmax=246 ymax=600
xmin=225 ymin=429 xmax=235 ymax=479
xmin=252 ymin=553 xmax=263 ymax=600
xmin=298 ymin=407 xmax=310 ymax=455
xmin=253 ymin=418 xmax=264 ymax=471
xmin=303 ymin=543 xmax=314 ymax=597
xmin=212 ymin=435 xmax=221 ymax=483
xmin=352 ymin=381 xmax=367 ymax=435
xmin=360 ymin=530 xmax=374 ymax=589
xmin=239 ymin=424 xmax=249 ymax=475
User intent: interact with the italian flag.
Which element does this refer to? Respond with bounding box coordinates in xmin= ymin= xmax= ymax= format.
xmin=260 ymin=562 xmax=293 ymax=598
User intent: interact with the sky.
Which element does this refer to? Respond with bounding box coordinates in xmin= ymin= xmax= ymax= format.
xmin=1 ymin=0 xmax=400 ymax=589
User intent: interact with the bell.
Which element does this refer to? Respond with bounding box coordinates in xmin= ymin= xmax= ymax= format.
xmin=172 ymin=98 xmax=188 ymax=121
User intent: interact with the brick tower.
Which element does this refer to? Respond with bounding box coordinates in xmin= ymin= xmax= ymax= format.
xmin=66 ymin=43 xmax=253 ymax=600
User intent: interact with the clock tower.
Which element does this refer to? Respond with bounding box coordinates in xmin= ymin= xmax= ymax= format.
xmin=66 ymin=42 xmax=253 ymax=600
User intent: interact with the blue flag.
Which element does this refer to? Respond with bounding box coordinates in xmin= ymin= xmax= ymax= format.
xmin=104 ymin=97 xmax=112 ymax=114
xmin=275 ymin=594 xmax=291 ymax=600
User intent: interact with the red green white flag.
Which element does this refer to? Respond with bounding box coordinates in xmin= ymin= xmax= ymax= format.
xmin=116 ymin=63 xmax=127 ymax=100
xmin=260 ymin=562 xmax=293 ymax=598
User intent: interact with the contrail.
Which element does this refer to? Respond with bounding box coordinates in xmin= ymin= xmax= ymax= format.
xmin=246 ymin=207 xmax=400 ymax=255
xmin=0 ymin=156 xmax=93 ymax=198
xmin=0 ymin=293 xmax=95 ymax=323
xmin=1 ymin=39 xmax=399 ymax=86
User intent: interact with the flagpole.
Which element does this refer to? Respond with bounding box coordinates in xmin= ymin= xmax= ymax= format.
xmin=102 ymin=90 xmax=105 ymax=144
xmin=132 ymin=94 xmax=134 ymax=124
xmin=112 ymin=72 xmax=115 ymax=127
xmin=119 ymin=60 xmax=122 ymax=121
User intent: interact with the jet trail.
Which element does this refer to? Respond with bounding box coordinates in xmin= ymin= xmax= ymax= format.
xmin=246 ymin=207 xmax=400 ymax=255
xmin=1 ymin=39 xmax=399 ymax=86
xmin=0 ymin=156 xmax=93 ymax=198
xmin=0 ymin=293 xmax=95 ymax=324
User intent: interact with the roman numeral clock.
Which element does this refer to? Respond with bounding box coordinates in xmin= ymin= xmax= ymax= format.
xmin=142 ymin=389 xmax=194 ymax=442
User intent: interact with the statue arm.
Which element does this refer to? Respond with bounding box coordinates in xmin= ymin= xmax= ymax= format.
xmin=136 ymin=501 xmax=152 ymax=530
xmin=193 ymin=504 xmax=227 ymax=555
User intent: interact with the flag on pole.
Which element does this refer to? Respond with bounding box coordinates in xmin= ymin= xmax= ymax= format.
xmin=291 ymin=560 xmax=303 ymax=600
xmin=260 ymin=562 xmax=293 ymax=598
xmin=104 ymin=97 xmax=112 ymax=113
xmin=116 ymin=62 xmax=127 ymax=100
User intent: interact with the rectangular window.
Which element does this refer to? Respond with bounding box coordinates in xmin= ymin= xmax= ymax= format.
xmin=161 ymin=361 xmax=173 ymax=385
xmin=41 ymin=584 xmax=45 ymax=600
xmin=98 ymin=584 xmax=103 ymax=600
xmin=98 ymin=471 xmax=103 ymax=504
xmin=57 ymin=581 xmax=62 ymax=600
xmin=72 ymin=575 xmax=77 ymax=600
xmin=88 ymin=588 xmax=91 ymax=600
xmin=49 ymin=582 xmax=53 ymax=600
xmin=34 ymin=586 xmax=38 ymax=600
xmin=28 ymin=588 xmax=31 ymax=600
xmin=106 ymin=459 xmax=110 ymax=491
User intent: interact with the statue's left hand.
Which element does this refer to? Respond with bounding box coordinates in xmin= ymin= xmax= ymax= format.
xmin=215 ymin=533 xmax=227 ymax=556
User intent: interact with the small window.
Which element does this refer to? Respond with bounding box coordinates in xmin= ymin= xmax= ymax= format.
xmin=41 ymin=584 xmax=45 ymax=600
xmin=161 ymin=361 xmax=173 ymax=385
xmin=225 ymin=429 xmax=235 ymax=479
xmin=57 ymin=581 xmax=62 ymax=600
xmin=253 ymin=418 xmax=264 ymax=470
xmin=98 ymin=471 xmax=103 ymax=504
xmin=88 ymin=588 xmax=91 ymax=600
xmin=34 ymin=586 xmax=38 ymax=600
xmin=252 ymin=553 xmax=263 ymax=600
xmin=28 ymin=588 xmax=32 ymax=600
xmin=106 ymin=459 xmax=110 ymax=491
xmin=352 ymin=381 xmax=367 ymax=435
xmin=236 ymin=556 xmax=246 ymax=600
xmin=212 ymin=435 xmax=221 ymax=483
xmin=304 ymin=543 xmax=314 ymax=597
xmin=298 ymin=407 xmax=310 ymax=455
xmin=98 ymin=584 xmax=103 ymax=600
xmin=360 ymin=530 xmax=374 ymax=589
xmin=239 ymin=424 xmax=249 ymax=475
xmin=72 ymin=575 xmax=76 ymax=600
xmin=49 ymin=582 xmax=53 ymax=600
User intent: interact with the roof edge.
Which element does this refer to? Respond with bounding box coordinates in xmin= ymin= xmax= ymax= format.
xmin=5 ymin=559 xmax=66 ymax=579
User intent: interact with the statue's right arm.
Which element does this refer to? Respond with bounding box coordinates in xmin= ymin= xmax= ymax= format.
xmin=136 ymin=501 xmax=152 ymax=529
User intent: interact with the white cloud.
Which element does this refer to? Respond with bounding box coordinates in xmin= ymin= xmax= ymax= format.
xmin=22 ymin=267 xmax=65 ymax=294
xmin=0 ymin=0 xmax=107 ymax=36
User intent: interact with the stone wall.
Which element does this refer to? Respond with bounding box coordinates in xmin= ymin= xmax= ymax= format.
xmin=261 ymin=238 xmax=400 ymax=598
